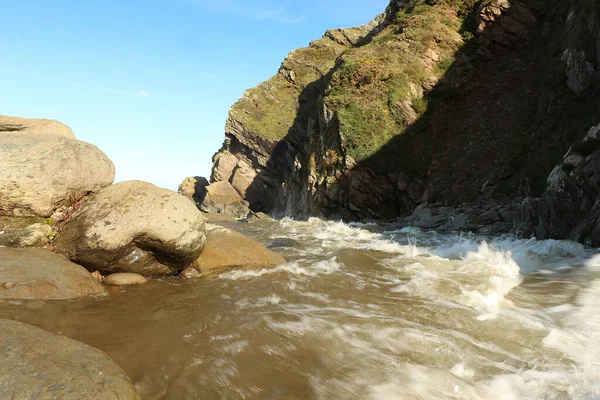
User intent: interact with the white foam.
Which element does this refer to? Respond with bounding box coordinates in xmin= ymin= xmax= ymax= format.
xmin=218 ymin=257 xmax=343 ymax=280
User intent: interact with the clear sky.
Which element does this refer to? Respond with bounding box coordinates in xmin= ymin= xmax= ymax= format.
xmin=0 ymin=0 xmax=388 ymax=190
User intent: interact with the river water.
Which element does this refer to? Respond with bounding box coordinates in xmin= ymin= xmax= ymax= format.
xmin=1 ymin=217 xmax=600 ymax=399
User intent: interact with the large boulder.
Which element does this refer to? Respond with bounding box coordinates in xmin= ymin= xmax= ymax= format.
xmin=0 ymin=134 xmax=115 ymax=217
xmin=0 ymin=248 xmax=106 ymax=300
xmin=54 ymin=181 xmax=206 ymax=276
xmin=0 ymin=115 xmax=75 ymax=138
xmin=0 ymin=319 xmax=140 ymax=400
xmin=186 ymin=224 xmax=285 ymax=278
xmin=199 ymin=181 xmax=250 ymax=218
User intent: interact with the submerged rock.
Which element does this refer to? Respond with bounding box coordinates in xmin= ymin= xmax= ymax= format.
xmin=267 ymin=237 xmax=304 ymax=249
xmin=0 ymin=133 xmax=115 ymax=217
xmin=0 ymin=248 xmax=106 ymax=300
xmin=0 ymin=319 xmax=140 ymax=400
xmin=186 ymin=224 xmax=285 ymax=278
xmin=55 ymin=180 xmax=206 ymax=277
xmin=104 ymin=273 xmax=148 ymax=286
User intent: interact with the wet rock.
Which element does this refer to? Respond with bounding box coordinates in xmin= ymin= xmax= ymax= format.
xmin=104 ymin=273 xmax=148 ymax=286
xmin=188 ymin=224 xmax=286 ymax=278
xmin=267 ymin=238 xmax=304 ymax=249
xmin=0 ymin=248 xmax=106 ymax=300
xmin=54 ymin=181 xmax=206 ymax=277
xmin=199 ymin=181 xmax=250 ymax=218
xmin=0 ymin=133 xmax=115 ymax=217
xmin=179 ymin=265 xmax=202 ymax=279
xmin=202 ymin=212 xmax=240 ymax=223
xmin=91 ymin=271 xmax=104 ymax=284
xmin=244 ymin=212 xmax=272 ymax=222
xmin=0 ymin=223 xmax=54 ymax=247
xmin=0 ymin=115 xmax=75 ymax=138
xmin=0 ymin=319 xmax=140 ymax=400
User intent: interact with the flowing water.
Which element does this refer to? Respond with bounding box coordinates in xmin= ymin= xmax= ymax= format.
xmin=2 ymin=217 xmax=600 ymax=399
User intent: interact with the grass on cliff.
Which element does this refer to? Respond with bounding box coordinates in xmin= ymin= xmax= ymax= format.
xmin=324 ymin=1 xmax=468 ymax=162
xmin=230 ymin=37 xmax=347 ymax=142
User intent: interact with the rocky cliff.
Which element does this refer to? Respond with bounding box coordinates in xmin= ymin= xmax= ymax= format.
xmin=210 ymin=0 xmax=600 ymax=239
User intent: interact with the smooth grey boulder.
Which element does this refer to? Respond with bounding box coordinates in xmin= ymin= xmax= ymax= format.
xmin=55 ymin=181 xmax=207 ymax=277
xmin=0 ymin=248 xmax=106 ymax=300
xmin=0 ymin=134 xmax=115 ymax=217
xmin=0 ymin=319 xmax=140 ymax=400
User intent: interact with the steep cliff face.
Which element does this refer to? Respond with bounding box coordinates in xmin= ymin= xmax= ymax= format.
xmin=211 ymin=2 xmax=401 ymax=214
xmin=211 ymin=0 xmax=600 ymax=227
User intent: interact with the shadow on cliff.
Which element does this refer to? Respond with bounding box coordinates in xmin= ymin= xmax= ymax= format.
xmin=244 ymin=0 xmax=600 ymax=221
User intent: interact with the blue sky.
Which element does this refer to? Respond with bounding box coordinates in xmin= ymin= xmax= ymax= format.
xmin=0 ymin=0 xmax=388 ymax=189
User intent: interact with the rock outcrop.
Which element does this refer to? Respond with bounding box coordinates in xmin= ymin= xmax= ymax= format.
xmin=209 ymin=1 xmax=404 ymax=216
xmin=0 ymin=133 xmax=115 ymax=217
xmin=476 ymin=0 xmax=537 ymax=56
xmin=178 ymin=175 xmax=209 ymax=202
xmin=203 ymin=0 xmax=600 ymax=246
xmin=198 ymin=181 xmax=250 ymax=218
xmin=55 ymin=181 xmax=206 ymax=277
xmin=0 ymin=248 xmax=106 ymax=300
xmin=0 ymin=115 xmax=75 ymax=138
xmin=0 ymin=319 xmax=140 ymax=400
xmin=520 ymin=124 xmax=600 ymax=245
xmin=184 ymin=224 xmax=285 ymax=278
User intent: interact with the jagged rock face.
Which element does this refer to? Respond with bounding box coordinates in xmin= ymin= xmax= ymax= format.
xmin=477 ymin=0 xmax=537 ymax=56
xmin=210 ymin=2 xmax=401 ymax=215
xmin=209 ymin=0 xmax=600 ymax=230
xmin=520 ymin=124 xmax=600 ymax=245
xmin=561 ymin=2 xmax=600 ymax=94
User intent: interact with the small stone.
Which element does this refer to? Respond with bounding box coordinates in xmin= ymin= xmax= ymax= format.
xmin=91 ymin=271 xmax=104 ymax=284
xmin=104 ymin=273 xmax=147 ymax=286
xmin=180 ymin=265 xmax=201 ymax=279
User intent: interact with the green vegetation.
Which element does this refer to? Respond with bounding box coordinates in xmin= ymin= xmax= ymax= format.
xmin=229 ymin=0 xmax=599 ymax=204
xmin=228 ymin=36 xmax=348 ymax=141
xmin=324 ymin=1 xmax=467 ymax=162
xmin=0 ymin=216 xmax=55 ymax=230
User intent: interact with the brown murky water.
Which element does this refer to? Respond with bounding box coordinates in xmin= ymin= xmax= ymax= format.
xmin=1 ymin=218 xmax=600 ymax=399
